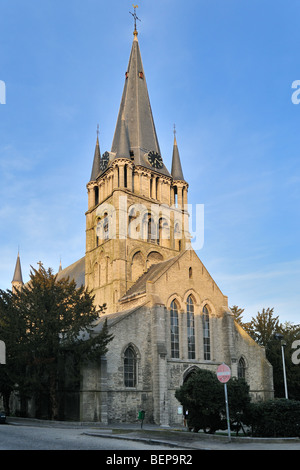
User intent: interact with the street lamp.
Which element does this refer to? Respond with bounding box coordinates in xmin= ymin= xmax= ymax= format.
xmin=274 ymin=333 xmax=288 ymax=399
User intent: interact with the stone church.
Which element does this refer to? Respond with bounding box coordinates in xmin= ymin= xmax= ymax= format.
xmin=11 ymin=22 xmax=273 ymax=425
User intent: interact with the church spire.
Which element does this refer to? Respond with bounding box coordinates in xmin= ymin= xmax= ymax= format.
xmin=12 ymin=251 xmax=23 ymax=292
xmin=90 ymin=125 xmax=101 ymax=181
xmin=111 ymin=17 xmax=170 ymax=177
xmin=171 ymin=126 xmax=184 ymax=181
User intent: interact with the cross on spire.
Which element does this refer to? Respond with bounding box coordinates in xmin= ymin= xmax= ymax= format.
xmin=130 ymin=5 xmax=141 ymax=36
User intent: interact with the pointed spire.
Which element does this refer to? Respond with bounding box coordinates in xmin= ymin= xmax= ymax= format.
xmin=90 ymin=125 xmax=101 ymax=181
xmin=59 ymin=258 xmax=62 ymax=272
xmin=111 ymin=32 xmax=170 ymax=177
xmin=12 ymin=251 xmax=23 ymax=292
xmin=171 ymin=126 xmax=184 ymax=181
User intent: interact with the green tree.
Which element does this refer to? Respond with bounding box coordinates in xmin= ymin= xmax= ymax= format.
xmin=267 ymin=322 xmax=300 ymax=400
xmin=0 ymin=264 xmax=113 ymax=419
xmin=239 ymin=308 xmax=300 ymax=400
xmin=175 ymin=369 xmax=223 ymax=433
xmin=226 ymin=377 xmax=251 ymax=434
xmin=242 ymin=308 xmax=280 ymax=346
xmin=230 ymin=305 xmax=245 ymax=325
xmin=0 ymin=288 xmax=29 ymax=414
xmin=175 ymin=369 xmax=251 ymax=434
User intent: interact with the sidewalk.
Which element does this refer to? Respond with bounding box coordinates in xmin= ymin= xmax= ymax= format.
xmin=7 ymin=417 xmax=300 ymax=450
xmin=82 ymin=423 xmax=300 ymax=450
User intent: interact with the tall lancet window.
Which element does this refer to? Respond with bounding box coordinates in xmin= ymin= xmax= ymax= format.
xmin=124 ymin=345 xmax=137 ymax=387
xmin=238 ymin=357 xmax=246 ymax=379
xmin=203 ymin=305 xmax=211 ymax=360
xmin=187 ymin=295 xmax=195 ymax=359
xmin=170 ymin=300 xmax=180 ymax=358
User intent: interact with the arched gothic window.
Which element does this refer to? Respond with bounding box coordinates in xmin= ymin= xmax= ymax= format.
xmin=238 ymin=357 xmax=246 ymax=379
xmin=170 ymin=300 xmax=180 ymax=358
xmin=203 ymin=305 xmax=211 ymax=360
xmin=124 ymin=346 xmax=137 ymax=387
xmin=187 ymin=295 xmax=195 ymax=359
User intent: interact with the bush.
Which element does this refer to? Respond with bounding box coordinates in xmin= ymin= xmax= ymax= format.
xmin=175 ymin=369 xmax=251 ymax=434
xmin=249 ymin=398 xmax=300 ymax=437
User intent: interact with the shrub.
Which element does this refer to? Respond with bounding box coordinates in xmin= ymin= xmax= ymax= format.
xmin=175 ymin=369 xmax=251 ymax=434
xmin=249 ymin=398 xmax=300 ymax=437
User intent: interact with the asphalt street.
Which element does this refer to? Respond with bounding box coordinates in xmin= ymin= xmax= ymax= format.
xmin=0 ymin=423 xmax=185 ymax=451
xmin=1 ymin=417 xmax=300 ymax=454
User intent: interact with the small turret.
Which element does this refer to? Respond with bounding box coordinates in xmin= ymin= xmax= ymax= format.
xmin=90 ymin=125 xmax=101 ymax=182
xmin=12 ymin=251 xmax=23 ymax=293
xmin=171 ymin=128 xmax=184 ymax=182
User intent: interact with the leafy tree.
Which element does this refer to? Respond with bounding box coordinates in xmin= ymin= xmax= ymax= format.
xmin=226 ymin=377 xmax=251 ymax=434
xmin=230 ymin=305 xmax=245 ymax=325
xmin=0 ymin=264 xmax=113 ymax=419
xmin=242 ymin=308 xmax=280 ymax=347
xmin=0 ymin=288 xmax=28 ymax=414
xmin=267 ymin=322 xmax=300 ymax=400
xmin=237 ymin=307 xmax=300 ymax=400
xmin=175 ymin=369 xmax=251 ymax=434
xmin=175 ymin=369 xmax=223 ymax=433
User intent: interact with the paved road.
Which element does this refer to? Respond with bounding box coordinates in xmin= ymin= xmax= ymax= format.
xmin=0 ymin=424 xmax=186 ymax=451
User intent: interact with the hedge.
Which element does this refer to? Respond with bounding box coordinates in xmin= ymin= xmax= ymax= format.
xmin=248 ymin=398 xmax=300 ymax=437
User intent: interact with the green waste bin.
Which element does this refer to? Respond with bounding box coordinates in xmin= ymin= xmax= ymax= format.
xmin=138 ymin=410 xmax=145 ymax=428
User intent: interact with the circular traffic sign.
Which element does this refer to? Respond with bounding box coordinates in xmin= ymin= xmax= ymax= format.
xmin=217 ymin=363 xmax=231 ymax=383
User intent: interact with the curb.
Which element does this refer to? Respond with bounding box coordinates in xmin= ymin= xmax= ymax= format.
xmin=83 ymin=432 xmax=202 ymax=450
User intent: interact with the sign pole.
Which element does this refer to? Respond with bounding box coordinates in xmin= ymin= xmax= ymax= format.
xmin=216 ymin=363 xmax=231 ymax=442
xmin=224 ymin=382 xmax=231 ymax=442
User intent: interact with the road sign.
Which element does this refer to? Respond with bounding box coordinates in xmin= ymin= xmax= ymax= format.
xmin=217 ymin=363 xmax=231 ymax=383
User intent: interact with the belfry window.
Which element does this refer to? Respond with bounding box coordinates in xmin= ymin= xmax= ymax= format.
xmin=94 ymin=186 xmax=99 ymax=206
xmin=147 ymin=215 xmax=157 ymax=243
xmin=124 ymin=346 xmax=137 ymax=387
xmin=170 ymin=300 xmax=180 ymax=358
xmin=203 ymin=305 xmax=211 ymax=360
xmin=124 ymin=164 xmax=128 ymax=188
xmin=187 ymin=295 xmax=195 ymax=359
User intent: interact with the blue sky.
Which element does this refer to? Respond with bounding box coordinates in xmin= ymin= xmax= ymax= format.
xmin=0 ymin=0 xmax=300 ymax=325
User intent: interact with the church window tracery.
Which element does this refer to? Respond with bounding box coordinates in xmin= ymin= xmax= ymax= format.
xmin=203 ymin=305 xmax=211 ymax=360
xmin=238 ymin=357 xmax=246 ymax=379
xmin=124 ymin=345 xmax=137 ymax=387
xmin=187 ymin=295 xmax=195 ymax=359
xmin=170 ymin=299 xmax=180 ymax=358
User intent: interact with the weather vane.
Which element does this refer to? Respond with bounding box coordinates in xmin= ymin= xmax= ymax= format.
xmin=130 ymin=5 xmax=141 ymax=36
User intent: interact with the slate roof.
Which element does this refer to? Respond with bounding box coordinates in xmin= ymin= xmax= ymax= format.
xmin=171 ymin=135 xmax=185 ymax=181
xmin=110 ymin=35 xmax=171 ymax=177
xmin=120 ymin=253 xmax=182 ymax=301
xmin=56 ymin=256 xmax=85 ymax=288
xmin=90 ymin=135 xmax=101 ymax=182
xmin=12 ymin=252 xmax=23 ymax=283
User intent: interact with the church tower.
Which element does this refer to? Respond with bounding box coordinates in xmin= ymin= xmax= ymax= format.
xmin=85 ymin=20 xmax=189 ymax=313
